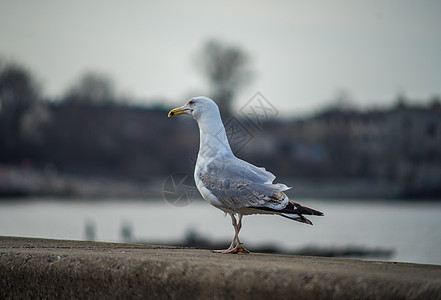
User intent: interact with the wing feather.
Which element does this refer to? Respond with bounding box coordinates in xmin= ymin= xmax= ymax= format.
xmin=199 ymin=156 xmax=290 ymax=211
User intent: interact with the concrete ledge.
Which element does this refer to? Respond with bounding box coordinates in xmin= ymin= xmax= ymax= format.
xmin=1 ymin=236 xmax=440 ymax=299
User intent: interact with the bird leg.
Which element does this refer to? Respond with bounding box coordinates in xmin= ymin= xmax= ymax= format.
xmin=213 ymin=214 xmax=237 ymax=253
xmin=213 ymin=214 xmax=249 ymax=254
xmin=233 ymin=214 xmax=249 ymax=253
xmin=228 ymin=214 xmax=239 ymax=250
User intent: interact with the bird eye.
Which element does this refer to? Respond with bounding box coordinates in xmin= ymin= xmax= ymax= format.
xmin=189 ymin=100 xmax=195 ymax=105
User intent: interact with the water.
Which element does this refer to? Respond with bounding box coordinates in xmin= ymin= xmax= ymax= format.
xmin=0 ymin=198 xmax=440 ymax=266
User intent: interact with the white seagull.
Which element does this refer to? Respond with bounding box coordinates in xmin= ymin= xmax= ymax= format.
xmin=168 ymin=97 xmax=323 ymax=253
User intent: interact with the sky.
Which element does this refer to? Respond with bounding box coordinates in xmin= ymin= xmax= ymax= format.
xmin=1 ymin=0 xmax=440 ymax=116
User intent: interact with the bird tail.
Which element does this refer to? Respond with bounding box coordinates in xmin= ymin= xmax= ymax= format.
xmin=280 ymin=200 xmax=323 ymax=225
xmin=284 ymin=200 xmax=324 ymax=216
xmin=281 ymin=213 xmax=313 ymax=225
xmin=250 ymin=200 xmax=323 ymax=225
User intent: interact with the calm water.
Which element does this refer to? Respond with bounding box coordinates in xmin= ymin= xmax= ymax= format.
xmin=0 ymin=198 xmax=440 ymax=265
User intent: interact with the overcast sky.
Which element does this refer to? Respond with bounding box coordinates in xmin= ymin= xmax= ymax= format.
xmin=1 ymin=0 xmax=440 ymax=116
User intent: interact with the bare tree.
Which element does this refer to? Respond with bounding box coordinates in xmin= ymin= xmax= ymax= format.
xmin=0 ymin=61 xmax=41 ymax=160
xmin=64 ymin=71 xmax=116 ymax=105
xmin=196 ymin=39 xmax=253 ymax=117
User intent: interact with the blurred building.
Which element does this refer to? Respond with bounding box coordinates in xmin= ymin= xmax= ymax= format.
xmin=382 ymin=102 xmax=441 ymax=197
xmin=242 ymin=100 xmax=441 ymax=198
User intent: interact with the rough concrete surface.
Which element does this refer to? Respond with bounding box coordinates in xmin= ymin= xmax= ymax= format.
xmin=1 ymin=236 xmax=440 ymax=299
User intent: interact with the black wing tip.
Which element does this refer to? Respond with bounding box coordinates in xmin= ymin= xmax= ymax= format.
xmin=249 ymin=205 xmax=324 ymax=217
xmin=287 ymin=202 xmax=324 ymax=216
xmin=305 ymin=208 xmax=324 ymax=216
xmin=281 ymin=213 xmax=314 ymax=225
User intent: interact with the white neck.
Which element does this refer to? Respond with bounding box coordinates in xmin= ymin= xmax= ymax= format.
xmin=195 ymin=109 xmax=233 ymax=162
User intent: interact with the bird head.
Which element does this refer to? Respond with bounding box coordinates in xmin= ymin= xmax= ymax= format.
xmin=168 ymin=96 xmax=220 ymax=121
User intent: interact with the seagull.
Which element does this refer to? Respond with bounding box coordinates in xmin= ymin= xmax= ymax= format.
xmin=168 ymin=97 xmax=323 ymax=253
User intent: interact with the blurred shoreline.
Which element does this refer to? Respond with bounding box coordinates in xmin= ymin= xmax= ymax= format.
xmin=0 ymin=164 xmax=163 ymax=199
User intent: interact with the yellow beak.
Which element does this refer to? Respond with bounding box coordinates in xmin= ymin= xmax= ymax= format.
xmin=168 ymin=107 xmax=189 ymax=117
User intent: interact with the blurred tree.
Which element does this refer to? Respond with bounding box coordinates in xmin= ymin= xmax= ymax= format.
xmin=394 ymin=93 xmax=408 ymax=110
xmin=0 ymin=61 xmax=41 ymax=161
xmin=196 ymin=39 xmax=253 ymax=117
xmin=63 ymin=71 xmax=116 ymax=105
xmin=325 ymin=89 xmax=355 ymax=112
xmin=429 ymin=95 xmax=440 ymax=110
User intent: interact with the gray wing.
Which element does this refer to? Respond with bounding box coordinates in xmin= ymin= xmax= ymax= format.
xmin=199 ymin=156 xmax=290 ymax=211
